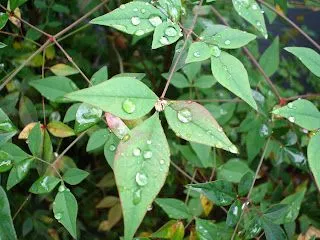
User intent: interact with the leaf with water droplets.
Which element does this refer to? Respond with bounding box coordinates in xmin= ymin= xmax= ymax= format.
xmin=7 ymin=157 xmax=33 ymax=190
xmin=29 ymin=76 xmax=79 ymax=103
xmin=272 ymin=99 xmax=320 ymax=131
xmin=211 ymin=51 xmax=257 ymax=110
xmin=217 ymin=159 xmax=254 ymax=183
xmin=185 ymin=41 xmax=211 ymax=63
xmin=155 ymin=198 xmax=192 ymax=219
xmin=164 ymin=101 xmax=238 ymax=153
xmin=0 ymin=186 xmax=17 ymax=240
xmin=308 ymin=131 xmax=320 ymax=190
xmin=232 ymin=0 xmax=267 ymax=38
xmin=114 ymin=113 xmax=170 ymax=240
xmin=226 ymin=200 xmax=243 ymax=227
xmin=188 ymin=180 xmax=236 ymax=206
xmin=152 ymin=21 xmax=181 ymax=49
xmin=90 ymin=1 xmax=165 ymax=37
xmin=196 ymin=218 xmax=233 ymax=239
xmin=65 ymin=77 xmax=157 ymax=120
xmin=285 ymin=47 xmax=320 ymax=77
xmin=0 ymin=108 xmax=18 ymax=147
xmin=74 ymin=103 xmax=102 ymax=133
xmin=104 ymin=133 xmax=120 ymax=169
xmin=29 ymin=175 xmax=60 ymax=194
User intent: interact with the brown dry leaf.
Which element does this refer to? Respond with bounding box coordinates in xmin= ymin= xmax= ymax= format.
xmin=298 ymin=226 xmax=320 ymax=240
xmin=18 ymin=122 xmax=40 ymax=139
xmin=9 ymin=8 xmax=21 ymax=28
xmin=98 ymin=203 xmax=122 ymax=231
xmin=96 ymin=196 xmax=119 ymax=209
xmin=200 ymin=194 xmax=213 ymax=216
xmin=96 ymin=172 xmax=115 ymax=188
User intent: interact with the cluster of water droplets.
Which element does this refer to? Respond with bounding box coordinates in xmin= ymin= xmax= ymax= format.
xmin=287 ymin=102 xmax=297 ymax=123
xmin=76 ymin=104 xmax=102 ymax=125
xmin=177 ymin=108 xmax=192 ymax=123
xmin=53 ymin=185 xmax=71 ymax=221
xmin=122 ymin=98 xmax=136 ymax=114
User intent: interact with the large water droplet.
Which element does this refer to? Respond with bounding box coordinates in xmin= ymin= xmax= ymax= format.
xmin=146 ymin=140 xmax=152 ymax=145
xmin=143 ymin=150 xmax=152 ymax=159
xmin=133 ymin=148 xmax=141 ymax=156
xmin=193 ymin=51 xmax=201 ymax=58
xmin=288 ymin=102 xmax=294 ymax=109
xmin=211 ymin=46 xmax=221 ymax=57
xmin=224 ymin=40 xmax=231 ymax=45
xmin=159 ymin=159 xmax=165 ymax=165
xmin=256 ymin=21 xmax=261 ymax=27
xmin=133 ymin=189 xmax=142 ymax=205
xmin=122 ymin=99 xmax=136 ymax=114
xmin=135 ymin=172 xmax=148 ymax=186
xmin=149 ymin=16 xmax=162 ymax=26
xmin=135 ymin=30 xmax=145 ymax=36
xmin=54 ymin=212 xmax=62 ymax=220
xmin=119 ymin=4 xmax=125 ymax=9
xmin=288 ymin=116 xmax=295 ymax=123
xmin=58 ymin=185 xmax=66 ymax=192
xmin=259 ymin=124 xmax=269 ymax=137
xmin=160 ymin=36 xmax=169 ymax=45
xmin=165 ymin=27 xmax=177 ymax=37
xmin=109 ymin=144 xmax=116 ymax=151
xmin=177 ymin=108 xmax=192 ymax=123
xmin=131 ymin=16 xmax=141 ymax=26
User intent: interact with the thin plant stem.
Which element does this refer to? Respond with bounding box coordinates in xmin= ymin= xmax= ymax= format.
xmin=0 ymin=30 xmax=41 ymax=46
xmin=12 ymin=194 xmax=31 ymax=220
xmin=170 ymin=161 xmax=199 ymax=183
xmin=185 ymin=169 xmax=197 ymax=204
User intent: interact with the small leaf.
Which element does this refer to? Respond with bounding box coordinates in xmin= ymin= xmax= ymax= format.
xmin=63 ymin=103 xmax=81 ymax=123
xmin=263 ymin=204 xmax=290 ymax=222
xmin=285 ymin=47 xmax=320 ymax=77
xmin=90 ymin=1 xmax=165 ymax=36
xmin=53 ymin=186 xmax=78 ymax=238
xmin=152 ymin=21 xmax=182 ymax=49
xmin=261 ymin=217 xmax=287 ymax=240
xmin=0 ymin=42 xmax=7 ymax=48
xmin=272 ymin=99 xmax=320 ymax=131
xmin=151 ymin=220 xmax=184 ymax=239
xmin=217 ymin=159 xmax=254 ymax=183
xmin=65 ymin=77 xmax=158 ymax=120
xmin=308 ymin=132 xmax=320 ymax=189
xmin=91 ymin=66 xmax=108 ymax=85
xmin=114 ymin=113 xmax=170 ymax=239
xmin=186 ymin=41 xmax=211 ymax=63
xmin=0 ymin=108 xmax=18 ymax=146
xmin=232 ymin=0 xmax=267 ymax=38
xmin=50 ymin=63 xmax=79 ymax=76
xmin=0 ymin=150 xmax=13 ymax=173
xmin=0 ymin=186 xmax=17 ymax=240
xmin=0 ymin=12 xmax=9 ymax=30
xmin=96 ymin=196 xmax=119 ymax=209
xmin=164 ymin=101 xmax=238 ymax=153
xmin=259 ymin=36 xmax=279 ymax=77
xmin=86 ymin=129 xmax=110 ymax=152
xmin=226 ymin=200 xmax=243 ymax=227
xmin=63 ymin=168 xmax=89 ymax=185
xmin=7 ymin=157 xmax=33 ymax=190
xmin=74 ymin=103 xmax=102 ymax=133
xmin=188 ymin=180 xmax=236 ymax=206
xmin=238 ymin=171 xmax=254 ymax=197
xmin=29 ymin=76 xmax=79 ymax=103
xmin=161 ymin=72 xmax=190 ymax=88
xmin=29 ymin=175 xmax=60 ymax=194
xmin=47 ymin=121 xmax=75 ymax=138
xmin=196 ymin=218 xmax=233 ymax=239
xmin=155 ymin=198 xmax=192 ymax=219
xmin=27 ymin=122 xmax=43 ymax=157
xmin=211 ymin=51 xmax=257 ymax=110
xmin=104 ymin=133 xmax=120 ymax=169
xmin=19 ymin=96 xmax=38 ymax=126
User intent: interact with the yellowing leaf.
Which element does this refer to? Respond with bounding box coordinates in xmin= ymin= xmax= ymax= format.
xmin=50 ymin=64 xmax=79 ymax=76
xmin=200 ymin=194 xmax=213 ymax=216
xmin=18 ymin=122 xmax=38 ymax=139
xmin=47 ymin=121 xmax=75 ymax=138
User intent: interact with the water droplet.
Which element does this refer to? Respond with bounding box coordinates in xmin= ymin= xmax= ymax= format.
xmin=109 ymin=144 xmax=116 ymax=151
xmin=133 ymin=8 xmax=138 ymax=11
xmin=122 ymin=99 xmax=136 ymax=114
xmin=288 ymin=116 xmax=295 ymax=123
xmin=288 ymin=102 xmax=293 ymax=109
xmin=147 ymin=140 xmax=152 ymax=145
xmin=54 ymin=212 xmax=62 ymax=220
xmin=40 ymin=176 xmax=49 ymax=190
xmin=259 ymin=124 xmax=269 ymax=137
xmin=131 ymin=16 xmax=141 ymax=26
xmin=193 ymin=51 xmax=201 ymax=58
xmin=220 ymin=108 xmax=227 ymax=115
xmin=160 ymin=159 xmax=165 ymax=165
xmin=141 ymin=8 xmax=146 ymax=13
xmin=148 ymin=16 xmax=162 ymax=26
xmin=133 ymin=148 xmax=141 ymax=156
xmin=165 ymin=27 xmax=177 ymax=37
xmin=136 ymin=172 xmax=148 ymax=186
xmin=135 ymin=30 xmax=145 ymax=36
xmin=229 ymin=145 xmax=238 ymax=154
xmin=218 ymin=126 xmax=223 ymax=132
xmin=252 ymin=4 xmax=258 ymax=10
xmin=133 ymin=189 xmax=142 ymax=205
xmin=224 ymin=40 xmax=231 ymax=45
xmin=160 ymin=36 xmax=169 ymax=45
xmin=119 ymin=4 xmax=125 ymax=9
xmin=147 ymin=204 xmax=153 ymax=211
xmin=256 ymin=21 xmax=261 ymax=26
xmin=211 ymin=46 xmax=221 ymax=57
xmin=177 ymin=108 xmax=192 ymax=123
xmin=113 ymin=25 xmax=127 ymax=32
xmin=143 ymin=150 xmax=152 ymax=159
xmin=58 ymin=185 xmax=66 ymax=192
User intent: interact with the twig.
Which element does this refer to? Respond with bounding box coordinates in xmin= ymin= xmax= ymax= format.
xmin=211 ymin=6 xmax=282 ymax=101
xmin=257 ymin=0 xmax=320 ymax=51
xmin=185 ymin=98 xmax=242 ymax=103
xmin=170 ymin=161 xmax=199 ymax=183
xmin=12 ymin=194 xmax=31 ymax=220
xmin=185 ymin=169 xmax=197 ymax=203
xmin=286 ymin=93 xmax=320 ymax=101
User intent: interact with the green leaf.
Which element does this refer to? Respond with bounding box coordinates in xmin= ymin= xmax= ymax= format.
xmin=91 ymin=66 xmax=108 ymax=85
xmin=308 ymin=131 xmax=320 ymax=189
xmin=155 ymin=198 xmax=192 ymax=219
xmin=185 ymin=41 xmax=211 ymax=63
xmin=9 ymin=0 xmax=28 ymax=10
xmin=152 ymin=21 xmax=182 ymax=49
xmin=29 ymin=76 xmax=79 ymax=103
xmin=53 ymin=186 xmax=78 ymax=239
xmin=104 ymin=133 xmax=120 ymax=169
xmin=50 ymin=64 xmax=79 ymax=76
xmin=86 ymin=128 xmax=110 ymax=152
xmin=28 ymin=122 xmax=43 ymax=157
xmin=285 ymin=47 xmax=320 ymax=77
xmin=211 ymin=51 xmax=257 ymax=110
xmin=272 ymin=99 xmax=320 ymax=131
xmin=29 ymin=175 xmax=60 ymax=194
xmin=193 ymin=75 xmax=216 ymax=89
xmin=196 ymin=218 xmax=233 ymax=240
xmin=209 ymin=28 xmax=256 ymax=49
xmin=263 ymin=204 xmax=290 ymax=222
xmin=161 ymin=72 xmax=190 ymax=88
xmin=47 ymin=121 xmax=75 ymax=138
xmin=113 ymin=113 xmax=170 ymax=240
xmin=151 ymin=220 xmax=184 ymax=239
xmin=65 ymin=77 xmax=158 ymax=120
xmin=7 ymin=157 xmax=33 ymax=190
xmin=0 ymin=42 xmax=7 ymax=48
xmin=232 ymin=0 xmax=267 ymax=38
xmin=63 ymin=103 xmax=81 ymax=123
xmin=0 ymin=150 xmax=13 ymax=172
xmin=188 ymin=180 xmax=236 ymax=206
xmin=0 ymin=186 xmax=17 ymax=240
xmin=90 ymin=1 xmax=165 ymax=36
xmin=238 ymin=171 xmax=254 ymax=197
xmin=0 ymin=12 xmax=9 ymax=30
xmin=226 ymin=200 xmax=243 ymax=227
xmin=19 ymin=96 xmax=38 ymax=126
xmin=217 ymin=159 xmax=254 ymax=183
xmin=259 ymin=36 xmax=279 ymax=77
xmin=63 ymin=168 xmax=89 ymax=185
xmin=261 ymin=217 xmax=287 ymax=240
xmin=164 ymin=101 xmax=238 ymax=153
xmin=190 ymin=142 xmax=212 ymax=168
xmin=74 ymin=103 xmax=102 ymax=133
xmin=0 ymin=108 xmax=18 ymax=146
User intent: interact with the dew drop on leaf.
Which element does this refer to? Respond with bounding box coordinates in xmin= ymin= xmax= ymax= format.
xmin=133 ymin=189 xmax=142 ymax=205
xmin=141 ymin=8 xmax=146 ymax=13
xmin=133 ymin=148 xmax=141 ymax=156
xmin=288 ymin=102 xmax=293 ymax=109
xmin=146 ymin=140 xmax=152 ymax=145
xmin=135 ymin=172 xmax=148 ymax=186
xmin=147 ymin=204 xmax=153 ymax=211
xmin=211 ymin=46 xmax=221 ymax=57
xmin=143 ymin=150 xmax=152 ymax=159
xmin=256 ymin=21 xmax=261 ymax=26
xmin=58 ymin=185 xmax=66 ymax=192
xmin=122 ymin=99 xmax=136 ymax=114
xmin=177 ymin=108 xmax=192 ymax=123
xmin=119 ymin=4 xmax=125 ymax=9
xmin=109 ymin=144 xmax=116 ymax=151
xmin=159 ymin=36 xmax=169 ymax=45
xmin=148 ymin=16 xmax=162 ymax=26
xmin=288 ymin=116 xmax=295 ymax=123
xmin=135 ymin=30 xmax=145 ymax=36
xmin=224 ymin=40 xmax=231 ymax=45
xmin=131 ymin=16 xmax=141 ymax=26
xmin=165 ymin=27 xmax=177 ymax=37
xmin=193 ymin=51 xmax=201 ymax=58
xmin=159 ymin=159 xmax=165 ymax=165
xmin=54 ymin=212 xmax=62 ymax=220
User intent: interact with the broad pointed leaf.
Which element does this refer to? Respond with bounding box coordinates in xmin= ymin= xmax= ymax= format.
xmin=63 ymin=168 xmax=89 ymax=185
xmin=259 ymin=36 xmax=279 ymax=77
xmin=155 ymin=198 xmax=192 ymax=219
xmin=308 ymin=132 xmax=320 ymax=190
xmin=196 ymin=218 xmax=233 ymax=240
xmin=114 ymin=113 xmax=170 ymax=240
xmin=152 ymin=21 xmax=182 ymax=49
xmin=0 ymin=186 xmax=17 ymax=240
xmin=0 ymin=108 xmax=18 ymax=147
xmin=29 ymin=175 xmax=60 ymax=194
xmin=185 ymin=41 xmax=211 ymax=63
